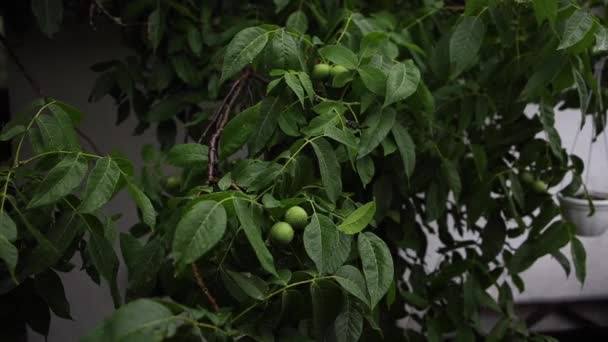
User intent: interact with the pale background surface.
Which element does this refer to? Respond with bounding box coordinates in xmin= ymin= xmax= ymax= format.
xmin=6 ymin=23 xmax=608 ymax=341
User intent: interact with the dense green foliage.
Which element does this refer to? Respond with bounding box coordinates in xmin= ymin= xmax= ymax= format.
xmin=2 ymin=0 xmax=607 ymax=340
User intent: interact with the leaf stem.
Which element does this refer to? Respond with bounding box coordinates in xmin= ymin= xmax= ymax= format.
xmin=231 ymin=275 xmax=336 ymax=323
xmin=336 ymin=12 xmax=353 ymax=44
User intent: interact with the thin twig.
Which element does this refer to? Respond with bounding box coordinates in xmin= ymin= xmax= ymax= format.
xmin=192 ymin=263 xmax=220 ymax=312
xmin=76 ymin=128 xmax=103 ymax=154
xmin=0 ymin=33 xmax=43 ymax=97
xmin=1 ymin=33 xmax=103 ymax=155
xmin=207 ymin=70 xmax=251 ymax=182
xmin=199 ymin=73 xmax=248 ymax=141
xmin=91 ymin=0 xmax=124 ymax=26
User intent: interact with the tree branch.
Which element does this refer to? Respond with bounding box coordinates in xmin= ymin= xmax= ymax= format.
xmin=205 ymin=70 xmax=252 ymax=182
xmin=0 ymin=33 xmax=103 ymax=155
xmin=192 ymin=263 xmax=220 ymax=312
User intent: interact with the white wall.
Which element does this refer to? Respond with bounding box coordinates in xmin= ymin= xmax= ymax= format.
xmin=7 ymin=23 xmax=608 ymax=341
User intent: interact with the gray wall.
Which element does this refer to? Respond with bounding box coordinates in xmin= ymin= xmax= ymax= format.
xmin=9 ymin=23 xmax=157 ymax=341
xmin=7 ymin=22 xmax=608 ymax=341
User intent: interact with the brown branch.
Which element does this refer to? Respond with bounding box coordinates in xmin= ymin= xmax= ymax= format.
xmin=199 ymin=73 xmax=248 ymax=141
xmin=192 ymin=263 xmax=219 ymax=312
xmin=206 ymin=70 xmax=251 ymax=182
xmin=1 ymin=33 xmax=103 ymax=155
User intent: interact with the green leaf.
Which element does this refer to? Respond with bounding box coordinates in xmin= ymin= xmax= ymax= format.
xmin=450 ymin=16 xmax=485 ymax=76
xmin=465 ymin=0 xmax=488 ymax=16
xmin=187 ymin=26 xmax=203 ymax=55
xmin=35 ymin=112 xmax=78 ymax=151
xmin=172 ymin=200 xmax=227 ymax=268
xmin=270 ymin=29 xmax=302 ymax=70
xmin=171 ymin=55 xmax=200 ymax=85
xmin=323 ymin=125 xmax=358 ymax=149
xmin=532 ymin=0 xmax=557 ymax=26
xmin=28 ymin=154 xmax=88 ymax=208
xmin=31 ymin=0 xmax=63 ymax=37
xmin=224 ymin=270 xmax=267 ymax=300
xmin=571 ymin=237 xmax=586 ymax=285
xmin=558 ymin=10 xmax=594 ymax=50
xmin=297 ymin=72 xmax=315 ymax=101
xmin=0 ymin=125 xmax=26 ymax=141
xmin=551 ymin=250 xmax=571 ymax=277
xmin=274 ymin=0 xmax=290 ymax=12
xmin=221 ymin=103 xmax=261 ymax=157
xmin=167 ymin=143 xmax=209 ymax=167
xmin=334 ymin=265 xmax=370 ymax=305
xmin=285 ymin=73 xmax=306 ymax=107
xmin=310 ymin=137 xmax=343 ymax=202
xmin=147 ymin=98 xmax=184 ymax=122
xmin=319 ymin=45 xmax=358 ymax=69
xmin=147 ymin=8 xmax=164 ymax=51
xmin=334 ymin=295 xmax=364 ymax=342
xmin=539 ymin=101 xmax=563 ymax=161
xmin=358 ymin=65 xmax=386 ymax=95
xmin=0 ymin=233 xmax=18 ymax=279
xmin=249 ymin=97 xmax=284 ymax=155
xmin=286 ymin=10 xmax=308 ymax=33
xmin=486 ymin=318 xmax=510 ymax=342
xmin=356 ymin=156 xmax=375 ymax=187
xmin=120 ymin=235 xmax=164 ymax=295
xmin=391 ymin=122 xmax=416 ymax=179
xmin=232 ymin=160 xmax=281 ymax=192
xmin=0 ymin=211 xmax=17 ymax=242
xmin=510 ymin=222 xmax=571 ymax=273
xmin=87 ymin=220 xmax=121 ymax=307
xmin=303 ymin=214 xmax=351 ymax=274
xmin=594 ymin=26 xmax=608 ymax=51
xmin=79 ymin=157 xmax=121 ymax=213
xmin=359 ymin=32 xmax=388 ymax=59
xmin=221 ymin=27 xmax=270 ymax=83
xmin=358 ymin=107 xmax=396 ymax=159
xmin=509 ymin=172 xmax=525 ymax=210
xmin=48 ymin=103 xmax=80 ymax=148
xmin=234 ymin=199 xmax=278 ymax=277
xmin=34 ymin=270 xmax=71 ymax=319
xmin=126 ymin=181 xmax=157 ymax=228
xmin=383 ymin=61 xmax=420 ymax=107
xmin=441 ymin=159 xmax=461 ymax=200
xmin=358 ymin=232 xmax=394 ymax=309
xmin=337 ymin=201 xmax=376 ymax=234
xmin=471 ymin=144 xmax=487 ymax=178
xmin=82 ymin=299 xmax=175 ymax=342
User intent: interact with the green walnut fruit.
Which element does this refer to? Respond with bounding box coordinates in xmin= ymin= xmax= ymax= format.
xmin=532 ymin=180 xmax=548 ymax=193
xmin=520 ymin=171 xmax=535 ymax=184
xmin=165 ymin=176 xmax=181 ymax=190
xmin=284 ymin=206 xmax=308 ymax=229
xmin=270 ymin=222 xmax=294 ymax=245
xmin=330 ymin=65 xmax=349 ymax=78
xmin=312 ymin=63 xmax=331 ymax=79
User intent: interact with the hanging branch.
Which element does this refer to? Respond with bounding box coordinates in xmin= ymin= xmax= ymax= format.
xmin=0 ymin=33 xmax=103 ymax=155
xmin=205 ymin=69 xmax=252 ymax=182
xmin=192 ymin=263 xmax=220 ymax=312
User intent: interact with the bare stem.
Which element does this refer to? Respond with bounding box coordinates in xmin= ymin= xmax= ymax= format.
xmin=192 ymin=263 xmax=220 ymax=312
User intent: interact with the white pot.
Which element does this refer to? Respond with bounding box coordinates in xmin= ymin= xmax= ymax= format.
xmin=558 ymin=193 xmax=608 ymax=237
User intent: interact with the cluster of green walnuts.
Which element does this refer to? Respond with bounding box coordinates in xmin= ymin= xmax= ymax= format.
xmin=520 ymin=171 xmax=548 ymax=194
xmin=270 ymin=206 xmax=309 ymax=245
xmin=312 ymin=62 xmax=349 ymax=81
